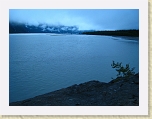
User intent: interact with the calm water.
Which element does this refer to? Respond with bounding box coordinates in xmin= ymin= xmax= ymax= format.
xmin=9 ymin=34 xmax=139 ymax=103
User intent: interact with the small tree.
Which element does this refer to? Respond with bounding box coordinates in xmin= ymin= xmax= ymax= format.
xmin=111 ymin=61 xmax=135 ymax=78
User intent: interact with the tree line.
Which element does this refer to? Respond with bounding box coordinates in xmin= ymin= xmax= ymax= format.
xmin=82 ymin=30 xmax=139 ymax=37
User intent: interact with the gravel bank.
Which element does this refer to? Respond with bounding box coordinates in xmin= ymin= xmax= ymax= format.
xmin=10 ymin=73 xmax=139 ymax=106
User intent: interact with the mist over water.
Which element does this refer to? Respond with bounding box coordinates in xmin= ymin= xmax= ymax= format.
xmin=9 ymin=34 xmax=139 ymax=102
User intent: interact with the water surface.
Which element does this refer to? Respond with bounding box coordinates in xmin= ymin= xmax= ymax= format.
xmin=9 ymin=34 xmax=139 ymax=102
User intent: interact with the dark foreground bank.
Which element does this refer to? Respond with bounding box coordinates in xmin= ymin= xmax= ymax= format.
xmin=10 ymin=73 xmax=139 ymax=106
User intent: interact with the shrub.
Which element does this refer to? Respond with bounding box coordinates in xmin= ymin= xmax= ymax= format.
xmin=111 ymin=61 xmax=135 ymax=78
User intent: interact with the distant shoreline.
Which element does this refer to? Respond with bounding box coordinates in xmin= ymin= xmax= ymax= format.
xmin=9 ymin=30 xmax=139 ymax=38
xmin=111 ymin=36 xmax=139 ymax=41
xmin=82 ymin=30 xmax=139 ymax=37
xmin=9 ymin=33 xmax=139 ymax=40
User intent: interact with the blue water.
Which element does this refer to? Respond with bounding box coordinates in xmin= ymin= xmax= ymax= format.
xmin=9 ymin=34 xmax=139 ymax=103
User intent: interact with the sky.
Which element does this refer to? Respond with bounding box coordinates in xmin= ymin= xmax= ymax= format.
xmin=9 ymin=9 xmax=139 ymax=30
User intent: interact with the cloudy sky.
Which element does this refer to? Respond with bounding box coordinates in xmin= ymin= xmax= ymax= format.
xmin=9 ymin=9 xmax=139 ymax=30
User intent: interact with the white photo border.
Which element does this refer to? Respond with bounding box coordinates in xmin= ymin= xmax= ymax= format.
xmin=0 ymin=0 xmax=148 ymax=115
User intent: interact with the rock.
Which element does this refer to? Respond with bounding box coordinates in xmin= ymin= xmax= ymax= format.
xmin=9 ymin=73 xmax=139 ymax=106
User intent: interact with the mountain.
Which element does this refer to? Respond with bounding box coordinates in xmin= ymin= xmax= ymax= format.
xmin=9 ymin=21 xmax=138 ymax=37
xmin=9 ymin=22 xmax=80 ymax=34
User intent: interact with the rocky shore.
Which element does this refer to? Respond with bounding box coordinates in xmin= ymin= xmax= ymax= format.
xmin=10 ymin=73 xmax=139 ymax=106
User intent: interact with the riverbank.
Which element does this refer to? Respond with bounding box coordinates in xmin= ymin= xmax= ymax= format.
xmin=9 ymin=73 xmax=139 ymax=106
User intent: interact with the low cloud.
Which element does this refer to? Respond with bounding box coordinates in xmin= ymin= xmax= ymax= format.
xmin=9 ymin=9 xmax=139 ymax=30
